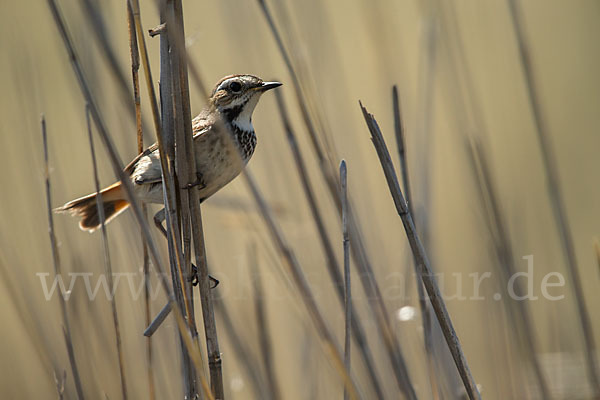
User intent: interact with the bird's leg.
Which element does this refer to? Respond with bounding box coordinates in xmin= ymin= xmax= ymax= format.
xmin=183 ymin=171 xmax=206 ymax=190
xmin=152 ymin=207 xmax=219 ymax=289
xmin=153 ymin=207 xmax=168 ymax=238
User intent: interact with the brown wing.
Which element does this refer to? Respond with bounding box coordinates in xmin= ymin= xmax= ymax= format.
xmin=124 ymin=142 xmax=159 ymax=175
xmin=123 ymin=109 xmax=213 ymax=176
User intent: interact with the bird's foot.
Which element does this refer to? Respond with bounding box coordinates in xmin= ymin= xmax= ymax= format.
xmin=189 ymin=264 xmax=219 ymax=289
xmin=183 ymin=172 xmax=205 ymax=190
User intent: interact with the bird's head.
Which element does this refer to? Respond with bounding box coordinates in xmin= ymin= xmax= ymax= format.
xmin=210 ymin=74 xmax=282 ymax=131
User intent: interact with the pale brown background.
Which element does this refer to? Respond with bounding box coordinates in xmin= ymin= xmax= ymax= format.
xmin=0 ymin=0 xmax=599 ymax=399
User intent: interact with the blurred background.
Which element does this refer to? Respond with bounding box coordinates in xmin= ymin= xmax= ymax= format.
xmin=1 ymin=0 xmax=599 ymax=399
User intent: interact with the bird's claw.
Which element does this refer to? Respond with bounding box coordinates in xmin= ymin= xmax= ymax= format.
xmin=183 ymin=173 xmax=205 ymax=190
xmin=183 ymin=180 xmax=205 ymax=190
xmin=189 ymin=264 xmax=219 ymax=289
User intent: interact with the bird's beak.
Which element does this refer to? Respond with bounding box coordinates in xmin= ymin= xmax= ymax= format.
xmin=259 ymin=81 xmax=282 ymax=91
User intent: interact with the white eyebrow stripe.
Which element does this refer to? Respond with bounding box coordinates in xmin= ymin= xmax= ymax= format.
xmin=218 ymin=79 xmax=231 ymax=90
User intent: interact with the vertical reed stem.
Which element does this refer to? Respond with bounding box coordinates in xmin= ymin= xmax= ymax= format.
xmin=340 ymin=160 xmax=351 ymax=400
xmin=41 ymin=116 xmax=85 ymax=400
xmin=85 ymin=105 xmax=128 ymax=400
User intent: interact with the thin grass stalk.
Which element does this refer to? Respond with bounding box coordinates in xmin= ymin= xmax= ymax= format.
xmin=80 ymin=0 xmax=131 ymax=100
xmin=506 ymin=0 xmax=600 ymax=393
xmin=273 ymin=90 xmax=341 ymax=318
xmin=45 ymin=3 xmax=213 ymax=397
xmin=256 ymin=0 xmax=325 ymax=163
xmin=243 ymin=169 xmax=362 ymax=400
xmin=257 ymin=4 xmax=416 ymax=396
xmin=41 ymin=116 xmax=85 ymax=400
xmin=340 ymin=160 xmax=351 ymax=400
xmin=345 ymin=209 xmax=417 ymax=400
xmin=274 ymin=90 xmax=387 ymax=400
xmin=429 ymin=1 xmax=527 ymax=394
xmin=466 ymin=139 xmax=552 ymax=399
xmin=392 ymin=86 xmax=440 ymax=400
xmin=360 ymin=102 xmax=481 ymax=400
xmin=344 ymin=202 xmax=418 ymax=398
xmin=85 ymin=106 xmax=128 ymax=400
xmin=250 ymin=244 xmax=281 ymax=400
xmin=215 ymin=299 xmax=268 ymax=399
xmin=125 ymin=3 xmax=155 ymax=399
xmin=425 ymin=2 xmax=549 ymax=395
xmin=128 ymin=0 xmax=161 ymax=136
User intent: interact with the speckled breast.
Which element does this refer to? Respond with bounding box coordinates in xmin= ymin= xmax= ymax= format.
xmin=231 ymin=125 xmax=257 ymax=162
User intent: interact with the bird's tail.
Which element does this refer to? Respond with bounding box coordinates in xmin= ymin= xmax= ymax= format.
xmin=54 ymin=182 xmax=129 ymax=232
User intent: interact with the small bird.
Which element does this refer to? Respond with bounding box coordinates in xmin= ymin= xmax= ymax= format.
xmin=56 ymin=74 xmax=282 ymax=232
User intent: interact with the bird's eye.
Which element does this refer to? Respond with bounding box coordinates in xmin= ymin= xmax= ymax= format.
xmin=229 ymin=81 xmax=242 ymax=93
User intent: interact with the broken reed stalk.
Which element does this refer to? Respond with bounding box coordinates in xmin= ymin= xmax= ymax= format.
xmin=250 ymin=244 xmax=282 ymax=400
xmin=160 ymin=1 xmax=225 ymax=397
xmin=392 ymin=86 xmax=440 ymax=399
xmin=85 ymin=106 xmax=129 ymax=400
xmin=360 ymin=102 xmax=481 ymax=400
xmin=274 ymin=90 xmax=386 ymax=400
xmin=242 ymin=169 xmax=362 ymax=400
xmin=46 ymin=2 xmax=213 ymax=398
xmin=41 ymin=116 xmax=85 ymax=400
xmin=258 ymin=3 xmax=416 ymax=397
xmin=506 ymin=0 xmax=600 ymax=393
xmin=143 ymin=302 xmax=171 ymax=337
xmin=125 ymin=3 xmax=155 ymax=399
xmin=340 ymin=160 xmax=351 ymax=400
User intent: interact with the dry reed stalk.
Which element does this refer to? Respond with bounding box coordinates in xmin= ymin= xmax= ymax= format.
xmin=156 ymin=2 xmax=197 ymax=396
xmin=160 ymin=1 xmax=225 ymax=397
xmin=360 ymin=102 xmax=481 ymax=400
xmin=340 ymin=160 xmax=351 ymax=400
xmin=466 ymin=138 xmax=552 ymax=399
xmin=85 ymin=106 xmax=128 ymax=400
xmin=393 ymin=85 xmax=440 ymax=399
xmin=257 ymin=4 xmax=418 ymax=397
xmin=143 ymin=303 xmax=172 ymax=337
xmin=125 ymin=2 xmax=155 ymax=399
xmin=249 ymin=243 xmax=282 ymax=400
xmin=41 ymin=116 xmax=85 ymax=400
xmin=418 ymin=3 xmax=552 ymax=396
xmin=46 ymin=2 xmax=213 ymax=397
xmin=83 ymin=0 xmax=197 ymax=395
xmin=507 ymin=0 xmax=600 ymax=393
xmin=273 ymin=90 xmax=386 ymax=399
xmin=215 ymin=298 xmax=268 ymax=399
xmin=242 ymin=169 xmax=362 ymax=400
